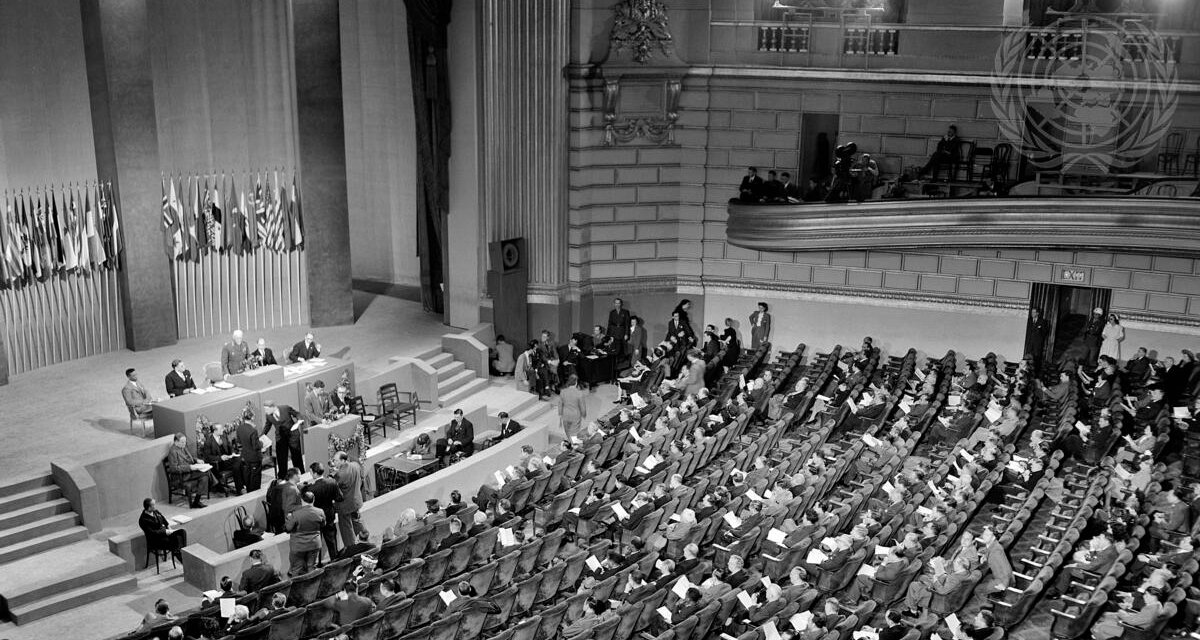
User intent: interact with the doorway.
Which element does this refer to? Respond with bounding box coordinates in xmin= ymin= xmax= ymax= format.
xmin=799 ymin=113 xmax=839 ymax=189
xmin=1028 ymin=282 xmax=1112 ymax=370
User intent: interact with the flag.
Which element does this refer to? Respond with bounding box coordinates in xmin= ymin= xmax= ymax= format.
xmin=266 ymin=170 xmax=284 ymax=251
xmin=61 ymin=186 xmax=80 ymax=272
xmin=18 ymin=193 xmax=32 ymax=272
xmin=203 ymin=176 xmax=222 ymax=251
xmin=103 ymin=182 xmax=122 ymax=266
xmin=254 ymin=172 xmax=268 ymax=248
xmin=274 ymin=174 xmax=290 ymax=251
xmin=30 ymin=192 xmax=45 ymax=279
xmin=84 ymin=185 xmax=104 ymax=268
xmin=226 ymin=176 xmax=244 ymax=255
xmin=290 ymin=172 xmax=303 ymax=250
xmin=182 ymin=176 xmax=196 ymax=260
xmin=163 ymin=177 xmax=183 ymax=260
xmin=222 ymin=175 xmax=237 ymax=252
xmin=238 ymin=183 xmax=252 ymax=254
xmin=0 ymin=193 xmax=11 ymax=285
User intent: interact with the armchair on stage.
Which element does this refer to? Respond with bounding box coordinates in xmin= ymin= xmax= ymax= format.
xmin=355 ymin=382 xmax=420 ymax=445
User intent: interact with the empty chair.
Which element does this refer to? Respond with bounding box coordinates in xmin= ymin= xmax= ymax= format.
xmin=265 ymin=607 xmax=305 ymax=640
xmin=468 ymin=561 xmax=498 ymax=597
xmin=426 ymin=612 xmax=462 ymax=640
xmin=377 ymin=535 xmax=408 ymax=572
xmin=491 ymin=549 xmax=521 ymax=591
xmin=419 ymin=548 xmax=452 ymax=588
xmin=457 ymin=605 xmax=490 ymax=639
xmin=446 ymin=537 xmax=476 ymax=577
xmin=287 ymin=568 xmax=325 ymax=608
xmin=301 ymin=597 xmax=338 ymax=639
xmin=535 ymin=560 xmax=567 ymax=605
xmin=397 ymin=558 xmax=426 ymax=597
xmin=536 ymin=601 xmax=570 ymax=640
xmin=408 ymin=586 xmax=444 ymax=628
xmin=509 ymin=615 xmax=541 ymax=640
xmin=515 ymin=538 xmax=544 ymax=576
xmin=348 ymin=610 xmax=387 ymax=640
xmin=318 ymin=558 xmax=356 ymax=598
xmin=233 ymin=620 xmax=271 ymax=640
xmin=471 ymin=527 xmax=500 ymax=565
xmin=511 ymin=573 xmax=543 ymax=615
xmin=483 ymin=585 xmax=518 ymax=631
xmin=381 ymin=599 xmax=414 ymax=639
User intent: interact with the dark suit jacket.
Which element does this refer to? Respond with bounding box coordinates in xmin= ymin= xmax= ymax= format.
xmin=498 ymin=419 xmax=522 ymax=439
xmin=607 ymin=309 xmax=631 ymax=342
xmin=329 ymin=593 xmax=375 ymax=625
xmin=139 ymin=509 xmax=173 ymax=547
xmin=289 ymin=340 xmax=321 ymax=363
xmin=252 ymin=347 xmax=277 ymax=366
xmin=286 ymin=504 xmax=325 ymax=551
xmin=264 ymin=405 xmax=302 ymax=445
xmin=165 ymin=370 xmax=196 ymax=397
xmin=235 ymin=420 xmax=264 ymax=464
xmin=438 ymin=532 xmax=468 ymax=551
xmin=239 ymin=563 xmax=282 ymax=593
xmin=198 ymin=434 xmax=236 ymax=467
xmin=447 ymin=419 xmax=475 ymax=448
xmin=307 ymin=476 xmax=343 ymax=524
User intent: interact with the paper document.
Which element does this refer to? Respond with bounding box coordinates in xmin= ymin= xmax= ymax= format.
xmin=985 ymin=407 xmax=1002 ymax=423
xmin=170 ymin=514 xmax=192 ymax=525
xmin=763 ymin=620 xmax=782 ymax=640
xmin=861 ymin=434 xmax=882 ymax=448
xmin=959 ymin=450 xmax=975 ymax=462
xmin=498 ymin=528 xmax=517 ymax=547
xmin=767 ymin=528 xmax=788 ymax=545
xmin=586 ymin=555 xmax=603 ymax=572
xmin=567 ymin=507 xmax=580 ymax=515
xmin=628 ymin=426 xmax=642 ymax=443
xmin=745 ymin=490 xmax=763 ymax=502
xmin=193 ymin=463 xmax=213 ymax=473
xmin=792 ymin=611 xmax=813 ymax=630
xmin=643 ymin=454 xmax=660 ymax=469
xmin=856 ymin=564 xmax=876 ymax=578
xmin=874 ymin=545 xmax=892 ymax=556
xmin=203 ymin=590 xmax=221 ymax=601
xmin=494 ymin=471 xmax=507 ymax=486
xmin=543 ymin=456 xmax=555 ymax=466
xmin=899 ymin=398 xmax=913 ymax=414
xmin=805 ymin=549 xmax=828 ymax=564
xmin=657 ymin=606 xmax=672 ymax=623
xmin=219 ymin=598 xmax=236 ymax=618
xmin=736 ymin=590 xmax=756 ymax=609
xmin=860 ymin=393 xmax=873 ymax=406
xmin=914 ymin=368 xmax=927 ymax=381
xmin=947 ymin=395 xmax=961 ymax=407
xmin=439 ymin=590 xmax=458 ymax=605
xmin=723 ymin=512 xmax=742 ymax=528
xmin=1175 ymin=407 xmax=1191 ymax=419
xmin=611 ymin=502 xmax=630 ymax=521
xmin=945 ymin=613 xmax=962 ymax=638
xmin=259 ymin=435 xmax=272 ymax=449
xmin=671 ymin=575 xmax=692 ymax=598
xmin=846 ymin=398 xmax=858 ymax=414
xmin=882 ymin=481 xmax=896 ymax=494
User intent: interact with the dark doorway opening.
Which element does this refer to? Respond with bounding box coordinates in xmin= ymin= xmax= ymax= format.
xmin=1028 ymin=282 xmax=1112 ymax=372
xmin=799 ymin=113 xmax=839 ymax=190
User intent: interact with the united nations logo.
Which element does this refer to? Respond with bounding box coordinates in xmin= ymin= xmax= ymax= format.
xmin=990 ymin=16 xmax=1177 ymax=173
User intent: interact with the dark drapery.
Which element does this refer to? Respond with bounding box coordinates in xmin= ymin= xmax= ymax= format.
xmin=404 ymin=0 xmax=452 ymax=317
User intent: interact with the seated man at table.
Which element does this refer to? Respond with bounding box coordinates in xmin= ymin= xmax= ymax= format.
xmin=444 ymin=409 xmax=475 ymax=461
xmin=289 ymin=332 xmax=322 ymax=363
xmin=250 ymin=338 xmax=277 ymax=367
xmin=165 ymin=434 xmax=212 ymax=509
xmin=409 ymin=433 xmax=435 ymax=459
xmin=328 ymin=383 xmax=354 ymax=417
xmin=122 ymin=368 xmax=156 ymax=420
xmin=164 ymin=360 xmax=196 ymax=397
xmin=198 ymin=423 xmax=244 ymax=495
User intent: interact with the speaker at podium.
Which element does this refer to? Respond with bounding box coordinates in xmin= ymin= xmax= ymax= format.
xmin=487 ymin=238 xmax=528 ymax=348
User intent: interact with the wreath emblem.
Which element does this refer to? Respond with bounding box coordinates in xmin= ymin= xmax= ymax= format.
xmin=990 ymin=16 xmax=1177 ymax=173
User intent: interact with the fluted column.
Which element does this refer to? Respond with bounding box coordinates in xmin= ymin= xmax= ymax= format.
xmin=480 ymin=0 xmax=570 ymax=309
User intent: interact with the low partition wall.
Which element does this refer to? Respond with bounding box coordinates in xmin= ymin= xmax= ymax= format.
xmin=181 ymin=421 xmax=549 ymax=588
xmin=52 ymin=436 xmax=175 ymax=527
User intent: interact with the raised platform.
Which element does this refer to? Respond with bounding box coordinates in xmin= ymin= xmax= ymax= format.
xmin=0 ymin=540 xmax=137 ymax=624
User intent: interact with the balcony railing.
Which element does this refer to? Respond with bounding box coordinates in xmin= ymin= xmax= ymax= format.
xmin=758 ymin=25 xmax=811 ymax=52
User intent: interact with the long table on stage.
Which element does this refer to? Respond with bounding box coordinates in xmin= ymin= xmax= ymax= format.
xmin=152 ymin=358 xmax=355 ymax=442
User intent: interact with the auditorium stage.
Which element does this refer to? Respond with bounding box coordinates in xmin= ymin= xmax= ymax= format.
xmin=0 ymin=291 xmax=447 ymax=481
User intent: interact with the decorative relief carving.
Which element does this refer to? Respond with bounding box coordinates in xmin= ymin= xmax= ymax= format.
xmin=601 ymin=0 xmax=686 ymax=147
xmin=609 ymin=0 xmax=675 ymax=65
xmin=602 ymin=78 xmax=681 ymax=145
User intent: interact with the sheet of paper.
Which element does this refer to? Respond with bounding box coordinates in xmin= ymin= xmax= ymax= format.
xmin=846 ymin=398 xmax=858 ymax=414
xmin=917 ymin=506 xmax=934 ymax=518
xmin=568 ymin=507 xmax=580 ymax=515
xmin=746 ymin=490 xmax=763 ymax=502
xmin=883 ymin=480 xmax=896 ymax=494
xmin=861 ymin=393 xmax=873 ymax=406
xmin=723 ymin=512 xmax=742 ymax=528
xmin=856 ymin=564 xmax=876 ymax=578
xmin=586 ymin=555 xmax=603 ymax=572
xmin=945 ymin=613 xmax=962 ymax=638
xmin=611 ymin=502 xmax=630 ymax=521
xmin=203 ymin=590 xmax=221 ymax=601
xmin=763 ymin=620 xmax=782 ymax=640
xmin=837 ymin=360 xmax=848 ymax=372
xmin=498 ymin=527 xmax=517 ymax=547
xmin=1175 ymin=406 xmax=1191 ymax=419
xmin=543 ymin=456 xmax=555 ymax=466
xmin=914 ymin=368 xmax=927 ymax=381
xmin=985 ymin=406 xmax=1002 ymax=423
xmin=219 ymin=598 xmax=236 ymax=618
xmin=259 ymin=434 xmax=272 ymax=449
xmin=805 ymin=548 xmax=828 ymax=564
xmin=737 ymin=590 xmax=756 ymax=609
xmin=439 ymin=590 xmax=458 ymax=605
xmin=628 ymin=426 xmax=642 ymax=443
xmin=761 ymin=576 xmax=773 ymax=589
xmin=739 ymin=374 xmax=747 ymax=388
xmin=792 ymin=611 xmax=813 ymax=631
xmin=938 ymin=416 xmax=951 ymax=427
xmin=899 ymin=398 xmax=913 ymax=414
xmin=643 ymin=454 xmax=660 ymax=469
xmin=494 ymin=471 xmax=506 ymax=486
xmin=170 ymin=514 xmax=192 ymax=525
xmin=874 ymin=545 xmax=892 ymax=556
xmin=767 ymin=528 xmax=788 ymax=545
xmin=194 ymin=463 xmax=213 ymax=472
xmin=657 ymin=606 xmax=672 ymax=623
xmin=672 ymin=575 xmax=692 ymax=598
xmin=959 ymin=450 xmax=975 ymax=462
xmin=862 ymin=434 xmax=882 ymax=448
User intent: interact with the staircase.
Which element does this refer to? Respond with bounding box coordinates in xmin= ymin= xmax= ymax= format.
xmin=417 ymin=348 xmax=491 ymax=407
xmin=0 ymin=474 xmax=137 ymax=624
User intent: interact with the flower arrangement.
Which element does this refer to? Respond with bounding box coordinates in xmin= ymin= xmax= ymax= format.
xmin=328 ymin=422 xmax=368 ymax=462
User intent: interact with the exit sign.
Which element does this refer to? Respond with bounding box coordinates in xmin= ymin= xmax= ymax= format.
xmin=1060 ymin=268 xmax=1087 ymax=283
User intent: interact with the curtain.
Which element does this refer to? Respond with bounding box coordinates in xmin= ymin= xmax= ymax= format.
xmin=404 ymin=0 xmax=453 ymax=317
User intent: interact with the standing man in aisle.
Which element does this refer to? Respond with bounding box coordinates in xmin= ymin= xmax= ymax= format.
xmin=607 ymin=298 xmax=631 ymax=363
xmin=222 ymin=330 xmax=250 ymax=377
xmin=263 ymin=400 xmax=304 ymax=476
xmin=332 ymin=451 xmax=368 ymax=551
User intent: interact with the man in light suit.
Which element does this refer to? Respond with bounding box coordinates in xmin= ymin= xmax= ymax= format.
xmin=122 ymin=368 xmax=155 ymax=419
xmin=332 ymin=451 xmax=368 ymax=551
xmin=749 ymin=302 xmax=772 ymax=350
xmin=164 ymin=360 xmax=196 ymax=397
xmin=674 ymin=351 xmax=706 ymax=396
xmin=300 ymin=381 xmax=330 ymax=424
xmin=165 ymin=434 xmax=211 ymax=509
xmin=288 ymin=332 xmax=321 ymax=363
xmin=286 ymin=491 xmax=325 ymax=576
xmin=263 ymin=401 xmax=304 ymax=476
xmin=251 ymin=338 xmax=277 ymax=367
xmin=221 ymin=330 xmax=250 ymax=377
xmin=607 ymin=298 xmax=632 ymax=359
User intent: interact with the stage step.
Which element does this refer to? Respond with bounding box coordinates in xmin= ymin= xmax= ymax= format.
xmin=435 ymin=361 xmax=465 ymax=382
xmin=514 ymin=401 xmax=554 ymax=425
xmin=439 ymin=377 xmax=491 ymax=407
xmin=414 ymin=346 xmax=443 ymax=361
xmin=9 ymin=574 xmax=137 ymax=624
xmin=438 ymin=370 xmax=477 ymax=395
xmin=424 ymin=352 xmax=454 ymax=369
xmin=0 ymin=484 xmax=63 ymax=513
xmin=0 ymin=474 xmax=55 ymax=499
xmin=0 ymin=497 xmax=73 ymax=530
xmin=0 ymin=526 xmax=89 ymax=565
xmin=0 ymin=542 xmax=129 ymax=610
xmin=0 ymin=512 xmax=80 ymax=548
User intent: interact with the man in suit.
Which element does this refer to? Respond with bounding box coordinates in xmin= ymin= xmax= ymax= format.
xmin=437 ymin=516 xmax=468 ymax=551
xmin=917 ymin=124 xmax=960 ymax=178
xmin=306 ymin=462 xmax=343 ymax=560
xmin=375 ymin=578 xmax=404 ymax=608
xmin=749 ymin=302 xmax=772 ymax=350
xmin=221 ymin=330 xmax=250 ymax=377
xmin=251 ymin=338 xmax=277 ymax=367
xmin=329 ymin=384 xmax=353 ymax=417
xmin=497 ymin=411 xmax=522 ymax=441
xmin=198 ymin=424 xmax=244 ymax=495
xmin=263 ymin=400 xmax=304 ymax=476
xmin=165 ymin=434 xmax=210 ymax=508
xmin=286 ymin=491 xmax=325 ymax=576
xmin=903 ymin=556 xmax=972 ymax=615
xmin=1125 ymin=346 xmax=1153 ymax=391
xmin=466 ymin=511 xmax=490 ymax=537
xmin=332 ymin=451 xmax=368 ymax=551
xmin=1049 ymin=531 xmax=1118 ymax=595
xmin=300 ymin=381 xmax=330 ymax=425
xmin=238 ymin=549 xmax=282 ymax=593
xmin=164 ymin=360 xmax=196 ymax=397
xmin=761 ymin=170 xmax=785 ymax=201
xmin=288 ymin=332 xmax=321 ymax=363
xmin=780 ymin=172 xmax=802 ymax=202
xmin=234 ymin=415 xmax=264 ymax=491
xmin=738 ymin=166 xmax=763 ymax=202
xmin=607 ymin=298 xmax=631 ymax=360
xmin=445 ymin=409 xmax=475 ymax=459
xmin=1081 ymin=307 xmax=1106 ymax=367
xmin=139 ymin=498 xmax=187 ymax=561
xmin=844 ymin=546 xmax=906 ymax=602
xmin=122 ymin=368 xmax=155 ymax=419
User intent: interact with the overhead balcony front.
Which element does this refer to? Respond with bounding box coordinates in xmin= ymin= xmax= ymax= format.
xmin=725 ymin=197 xmax=1200 ymax=256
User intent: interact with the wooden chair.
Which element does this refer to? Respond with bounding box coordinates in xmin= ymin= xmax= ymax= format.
xmin=1159 ymin=131 xmax=1185 ymax=175
xmin=162 ymin=459 xmax=194 ymax=505
xmin=127 ymin=404 xmax=152 ymax=437
xmin=378 ymin=382 xmax=419 ymax=428
xmin=351 ymin=395 xmax=384 ymax=445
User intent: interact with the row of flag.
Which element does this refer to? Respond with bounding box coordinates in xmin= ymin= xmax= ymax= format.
xmin=160 ymin=169 xmax=303 ymax=261
xmin=0 ymin=182 xmax=123 ymax=288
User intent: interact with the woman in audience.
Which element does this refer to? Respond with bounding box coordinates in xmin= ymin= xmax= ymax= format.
xmin=1101 ymin=312 xmax=1125 ymax=362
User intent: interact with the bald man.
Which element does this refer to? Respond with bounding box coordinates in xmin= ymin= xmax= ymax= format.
xmin=222 ymin=330 xmax=250 ymax=377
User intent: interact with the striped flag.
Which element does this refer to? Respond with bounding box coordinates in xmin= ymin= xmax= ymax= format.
xmin=290 ymin=172 xmax=303 ymax=250
xmin=84 ymin=185 xmax=104 ymax=269
xmin=254 ymin=172 xmax=268 ymax=248
xmin=104 ymin=182 xmax=122 ymax=265
xmin=162 ymin=177 xmax=183 ymax=260
xmin=18 ymin=193 xmax=32 ymax=272
xmin=62 ymin=186 xmax=80 ymax=272
xmin=0 ymin=193 xmax=11 ymax=285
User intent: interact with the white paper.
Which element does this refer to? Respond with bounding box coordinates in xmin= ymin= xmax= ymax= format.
xmin=739 ymin=374 xmax=747 ymax=389
xmin=737 ymin=590 xmax=756 ymax=610
xmin=723 ymin=512 xmax=742 ymax=528
xmin=846 ymin=398 xmax=858 ymax=414
xmin=874 ymin=545 xmax=892 ymax=556
xmin=861 ymin=393 xmax=873 ymax=406
xmin=914 ymin=368 xmax=927 ymax=381
xmin=938 ymin=416 xmax=951 ymax=427
xmin=170 ymin=514 xmax=192 ymax=525
xmin=439 ymin=590 xmax=458 ymax=605
xmin=883 ymin=481 xmax=896 ymax=495
xmin=543 ymin=456 xmax=555 ymax=466
xmin=862 ymin=434 xmax=882 ymax=448
xmin=792 ymin=611 xmax=813 ymax=631
xmin=494 ymin=471 xmax=506 ymax=486
xmin=193 ymin=463 xmax=213 ymax=473
xmin=959 ymin=450 xmax=975 ymax=462
xmin=628 ymin=426 xmax=642 ymax=443
xmin=985 ymin=406 xmax=1002 ymax=423
xmin=259 ymin=434 xmax=272 ymax=449
xmin=672 ymin=575 xmax=692 ymax=598
xmin=203 ymin=590 xmax=221 ymax=601
xmin=947 ymin=395 xmax=961 ymax=407
xmin=767 ymin=528 xmax=788 ymax=545
xmin=805 ymin=549 xmax=828 ymax=564
xmin=586 ymin=555 xmax=603 ymax=572
xmin=899 ymin=398 xmax=913 ymax=414
xmin=746 ymin=490 xmax=763 ymax=502
xmin=763 ymin=620 xmax=782 ymax=640
xmin=856 ymin=564 xmax=876 ymax=578
xmin=917 ymin=506 xmax=934 ymax=518
xmin=657 ymin=606 xmax=673 ymax=623
xmin=498 ymin=527 xmax=517 ymax=547
xmin=945 ymin=613 xmax=962 ymax=638
xmin=1175 ymin=407 xmax=1191 ymax=419
xmin=837 ymin=361 xmax=848 ymax=372
xmin=219 ymin=598 xmax=236 ymax=618
xmin=643 ymin=454 xmax=660 ymax=469
xmin=612 ymin=503 xmax=630 ymax=521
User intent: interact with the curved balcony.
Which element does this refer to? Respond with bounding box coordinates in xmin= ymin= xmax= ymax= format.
xmin=725 ymin=198 xmax=1200 ymax=255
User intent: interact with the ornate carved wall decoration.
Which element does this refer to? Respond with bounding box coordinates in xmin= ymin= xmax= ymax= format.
xmin=601 ymin=1 xmax=687 ymax=146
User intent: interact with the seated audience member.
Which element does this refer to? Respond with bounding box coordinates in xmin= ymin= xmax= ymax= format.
xmin=496 ymin=411 xmax=522 ymax=441
xmin=918 ymin=124 xmax=960 ymax=178
xmin=490 ymin=334 xmax=516 ymax=376
xmin=165 ymin=433 xmax=212 ymax=508
xmin=902 ymin=556 xmax=972 ymax=616
xmin=136 ymin=599 xmax=178 ymax=633
xmin=139 ymin=498 xmax=187 ymax=562
xmin=289 ymin=332 xmax=322 ymax=363
xmin=438 ymin=517 xmax=468 ymax=551
xmin=164 ymin=359 xmax=196 ymax=397
xmin=761 ymin=169 xmax=784 ymax=201
xmin=339 ymin=529 xmax=376 ymax=559
xmin=1092 ymin=587 xmax=1163 ymax=640
xmin=252 ymin=592 xmax=290 ymax=621
xmin=780 ymin=171 xmax=802 ymax=202
xmin=122 ymin=368 xmax=156 ymax=419
xmin=737 ymin=166 xmax=763 ymax=202
xmin=239 ymin=549 xmax=282 ymax=593
xmin=324 ymin=580 xmax=375 ymax=626
xmin=803 ymin=177 xmax=828 ymax=202
xmin=224 ymin=605 xmax=252 ymax=635
xmin=444 ymin=408 xmax=475 ymax=459
xmin=251 ymin=338 xmax=277 ymax=367
xmin=563 ymin=598 xmax=618 ymax=638
xmin=232 ymin=515 xmax=265 ymax=549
